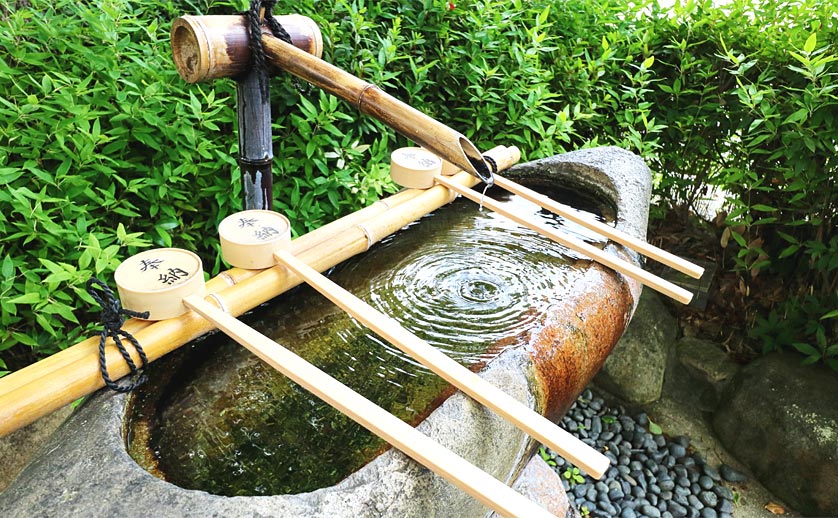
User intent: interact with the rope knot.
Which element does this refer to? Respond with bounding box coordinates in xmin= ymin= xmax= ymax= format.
xmin=86 ymin=278 xmax=150 ymax=393
xmin=243 ymin=0 xmax=307 ymax=94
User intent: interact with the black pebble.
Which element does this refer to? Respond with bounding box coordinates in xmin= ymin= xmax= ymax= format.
xmin=550 ymin=389 xmax=742 ymax=518
xmin=703 ymin=465 xmax=721 ymax=481
xmin=719 ymin=464 xmax=748 ymax=483
xmin=699 ymin=490 xmax=718 ymax=508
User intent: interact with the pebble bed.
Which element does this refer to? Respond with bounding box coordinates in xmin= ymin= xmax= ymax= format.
xmin=543 ymin=389 xmax=747 ymax=518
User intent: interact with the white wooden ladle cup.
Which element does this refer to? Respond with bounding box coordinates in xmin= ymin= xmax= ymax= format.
xmin=114 ymin=245 xmax=558 ymax=518
xmin=218 ymin=209 xmax=611 ymax=481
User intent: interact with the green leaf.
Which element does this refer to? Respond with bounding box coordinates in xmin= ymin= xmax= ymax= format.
xmin=801 ymin=355 xmax=820 ymax=366
xmin=9 ymin=293 xmax=42 ymax=305
xmin=792 ymin=342 xmax=819 ymax=356
xmin=648 ymin=418 xmax=662 ymax=435
xmin=538 ymin=446 xmax=551 ymax=461
xmin=803 ymin=32 xmax=817 ymax=54
xmin=1 ymin=255 xmax=14 ymax=280
xmin=778 ymin=245 xmax=800 ymax=259
xmin=821 ymin=310 xmax=838 ymax=320
xmin=731 ymin=231 xmax=747 ymax=248
xmin=783 ymin=108 xmax=808 ymax=125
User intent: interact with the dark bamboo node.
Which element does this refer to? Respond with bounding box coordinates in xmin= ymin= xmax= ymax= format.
xmin=171 ymin=14 xmax=323 ymax=83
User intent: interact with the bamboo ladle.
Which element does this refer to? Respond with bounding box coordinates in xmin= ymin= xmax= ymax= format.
xmin=491 ymin=167 xmax=704 ymax=279
xmin=218 ymin=209 xmax=610 ymax=480
xmin=389 ymin=148 xmax=697 ymax=304
xmin=113 ymin=247 xmax=557 ymax=518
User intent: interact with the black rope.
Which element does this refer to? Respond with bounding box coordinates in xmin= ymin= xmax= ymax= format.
xmin=244 ymin=0 xmax=307 ymax=95
xmin=86 ymin=278 xmax=150 ymax=393
xmin=483 ymin=154 xmax=498 ymax=175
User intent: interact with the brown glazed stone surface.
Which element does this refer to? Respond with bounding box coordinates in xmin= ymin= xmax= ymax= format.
xmin=528 ymin=258 xmax=636 ymax=422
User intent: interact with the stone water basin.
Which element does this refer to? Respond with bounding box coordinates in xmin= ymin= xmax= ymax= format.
xmin=0 ymin=147 xmax=651 ymax=517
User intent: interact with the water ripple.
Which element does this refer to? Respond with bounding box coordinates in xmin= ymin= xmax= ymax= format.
xmin=331 ymin=190 xmax=609 ymax=368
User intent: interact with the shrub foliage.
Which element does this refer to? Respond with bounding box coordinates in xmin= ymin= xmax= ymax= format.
xmin=0 ymin=0 xmax=835 ymax=372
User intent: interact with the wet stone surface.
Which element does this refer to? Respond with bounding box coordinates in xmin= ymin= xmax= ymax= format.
xmin=542 ymin=388 xmax=742 ymax=518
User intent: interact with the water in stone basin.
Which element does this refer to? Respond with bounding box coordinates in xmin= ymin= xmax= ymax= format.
xmin=126 ymin=185 xmax=613 ymax=497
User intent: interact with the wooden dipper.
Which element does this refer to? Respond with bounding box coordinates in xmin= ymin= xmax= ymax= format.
xmin=390 ymin=146 xmax=699 ymax=304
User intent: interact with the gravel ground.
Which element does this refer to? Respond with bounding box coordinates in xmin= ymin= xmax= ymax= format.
xmin=542 ymin=389 xmax=747 ymax=518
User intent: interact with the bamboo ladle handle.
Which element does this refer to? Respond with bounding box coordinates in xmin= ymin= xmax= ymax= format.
xmin=433 ymin=175 xmax=694 ymax=304
xmin=181 ymin=294 xmax=556 ymax=518
xmin=492 ymin=172 xmax=704 ymax=279
xmin=273 ymin=249 xmax=610 ymax=479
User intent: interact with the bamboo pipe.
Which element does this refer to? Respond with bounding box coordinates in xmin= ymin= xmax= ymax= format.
xmin=0 ymin=147 xmax=518 ymax=437
xmin=273 ymin=249 xmax=609 ymax=479
xmin=169 ymin=19 xmax=493 ymax=185
xmin=258 ymin=34 xmax=493 ymax=184
xmin=492 ymin=173 xmax=705 ymax=279
xmin=182 ymin=294 xmax=556 ymax=518
xmin=433 ymin=175 xmax=695 ymax=304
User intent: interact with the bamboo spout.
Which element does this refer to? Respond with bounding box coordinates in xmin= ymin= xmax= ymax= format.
xmin=260 ymin=35 xmax=494 ymax=185
xmin=169 ymin=16 xmax=494 ymax=185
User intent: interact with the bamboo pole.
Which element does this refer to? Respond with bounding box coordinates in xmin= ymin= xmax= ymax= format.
xmin=433 ymin=175 xmax=695 ymax=305
xmin=171 ymin=17 xmax=493 ymax=183
xmin=0 ymin=147 xmax=517 ymax=438
xmin=493 ymin=173 xmax=705 ymax=279
xmin=182 ymin=295 xmax=556 ymax=518
xmin=273 ymin=249 xmax=610 ymax=479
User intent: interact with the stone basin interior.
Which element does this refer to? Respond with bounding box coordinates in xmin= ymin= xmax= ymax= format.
xmin=125 ymin=181 xmax=616 ymax=498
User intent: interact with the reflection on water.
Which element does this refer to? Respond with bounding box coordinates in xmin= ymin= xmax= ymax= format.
xmin=126 ymin=186 xmax=611 ymax=497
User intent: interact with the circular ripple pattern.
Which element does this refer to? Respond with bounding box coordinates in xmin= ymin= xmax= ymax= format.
xmin=543 ymin=389 xmax=746 ymax=518
xmin=331 ymin=193 xmax=609 ymax=370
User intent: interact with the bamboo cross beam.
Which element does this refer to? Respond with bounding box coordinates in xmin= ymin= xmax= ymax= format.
xmin=182 ymin=294 xmax=557 ymax=518
xmin=433 ymin=175 xmax=694 ymax=304
xmin=491 ymin=167 xmax=704 ymax=279
xmin=272 ymin=249 xmax=610 ymax=480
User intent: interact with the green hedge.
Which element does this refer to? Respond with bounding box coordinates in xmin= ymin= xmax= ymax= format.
xmin=1 ymin=0 xmax=835 ymax=372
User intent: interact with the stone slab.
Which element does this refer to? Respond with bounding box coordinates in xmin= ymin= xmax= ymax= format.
xmin=714 ymin=352 xmax=838 ymax=516
xmin=595 ymin=291 xmax=679 ymax=404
